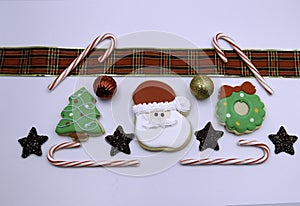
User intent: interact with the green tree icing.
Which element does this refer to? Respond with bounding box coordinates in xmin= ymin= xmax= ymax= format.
xmin=55 ymin=87 xmax=104 ymax=141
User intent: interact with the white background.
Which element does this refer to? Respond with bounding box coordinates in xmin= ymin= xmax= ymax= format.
xmin=1 ymin=1 xmax=300 ymax=206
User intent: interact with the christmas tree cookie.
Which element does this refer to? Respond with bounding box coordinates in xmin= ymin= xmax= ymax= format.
xmin=216 ymin=82 xmax=265 ymax=135
xmin=55 ymin=87 xmax=105 ymax=141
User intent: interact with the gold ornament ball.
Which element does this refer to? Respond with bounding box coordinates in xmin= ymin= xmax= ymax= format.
xmin=190 ymin=75 xmax=214 ymax=100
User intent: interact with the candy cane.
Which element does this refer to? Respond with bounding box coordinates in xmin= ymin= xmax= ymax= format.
xmin=47 ymin=142 xmax=139 ymax=167
xmin=213 ymin=33 xmax=273 ymax=95
xmin=180 ymin=139 xmax=269 ymax=165
xmin=48 ymin=33 xmax=117 ymax=91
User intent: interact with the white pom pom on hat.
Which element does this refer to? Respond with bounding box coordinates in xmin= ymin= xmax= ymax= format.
xmin=174 ymin=96 xmax=191 ymax=113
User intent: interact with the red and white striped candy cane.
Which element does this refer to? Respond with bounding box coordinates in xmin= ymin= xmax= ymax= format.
xmin=213 ymin=33 xmax=273 ymax=95
xmin=180 ymin=139 xmax=270 ymax=165
xmin=47 ymin=142 xmax=139 ymax=167
xmin=48 ymin=33 xmax=117 ymax=91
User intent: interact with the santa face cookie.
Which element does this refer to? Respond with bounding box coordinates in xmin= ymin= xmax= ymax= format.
xmin=216 ymin=82 xmax=265 ymax=135
xmin=132 ymin=80 xmax=192 ymax=152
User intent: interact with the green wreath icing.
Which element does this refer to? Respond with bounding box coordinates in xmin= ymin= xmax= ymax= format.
xmin=55 ymin=87 xmax=104 ymax=137
xmin=216 ymin=91 xmax=265 ymax=134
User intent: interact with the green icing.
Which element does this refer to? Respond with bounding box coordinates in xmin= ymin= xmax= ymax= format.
xmin=55 ymin=87 xmax=104 ymax=137
xmin=216 ymin=91 xmax=265 ymax=134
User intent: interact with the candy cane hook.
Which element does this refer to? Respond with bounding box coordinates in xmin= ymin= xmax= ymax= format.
xmin=213 ymin=33 xmax=273 ymax=95
xmin=47 ymin=142 xmax=139 ymax=167
xmin=180 ymin=139 xmax=270 ymax=165
xmin=48 ymin=33 xmax=117 ymax=91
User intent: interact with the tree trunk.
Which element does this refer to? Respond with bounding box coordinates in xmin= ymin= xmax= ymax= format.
xmin=70 ymin=133 xmax=89 ymax=142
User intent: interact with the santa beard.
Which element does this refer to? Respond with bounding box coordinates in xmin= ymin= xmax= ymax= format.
xmin=135 ymin=110 xmax=192 ymax=151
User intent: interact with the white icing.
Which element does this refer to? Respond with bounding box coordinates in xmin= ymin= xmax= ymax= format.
xmin=240 ymin=93 xmax=245 ymax=98
xmin=174 ymin=96 xmax=191 ymax=113
xmin=142 ymin=111 xmax=177 ymax=128
xmin=133 ymin=96 xmax=191 ymax=115
xmin=250 ymin=118 xmax=254 ymax=122
xmin=135 ymin=110 xmax=191 ymax=149
xmin=142 ymin=118 xmax=177 ymax=129
xmin=226 ymin=113 xmax=231 ymax=118
xmin=69 ymin=113 xmax=73 ymax=117
xmin=84 ymin=122 xmax=95 ymax=128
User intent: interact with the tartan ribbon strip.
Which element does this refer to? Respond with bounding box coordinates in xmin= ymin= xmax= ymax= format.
xmin=0 ymin=47 xmax=300 ymax=77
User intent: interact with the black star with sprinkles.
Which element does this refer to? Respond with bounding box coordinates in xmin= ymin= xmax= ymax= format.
xmin=195 ymin=122 xmax=224 ymax=152
xmin=268 ymin=126 xmax=298 ymax=155
xmin=18 ymin=127 xmax=48 ymax=158
xmin=105 ymin=125 xmax=135 ymax=156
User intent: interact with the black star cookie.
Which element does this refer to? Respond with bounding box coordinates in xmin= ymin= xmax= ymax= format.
xmin=105 ymin=126 xmax=135 ymax=156
xmin=268 ymin=126 xmax=298 ymax=155
xmin=18 ymin=127 xmax=48 ymax=158
xmin=195 ymin=122 xmax=224 ymax=151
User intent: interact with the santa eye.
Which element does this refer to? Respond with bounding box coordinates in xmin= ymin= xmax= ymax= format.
xmin=154 ymin=112 xmax=158 ymax=117
xmin=160 ymin=113 xmax=164 ymax=117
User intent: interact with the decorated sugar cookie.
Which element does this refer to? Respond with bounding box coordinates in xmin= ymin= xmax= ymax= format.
xmin=195 ymin=122 xmax=224 ymax=152
xmin=132 ymin=80 xmax=192 ymax=152
xmin=18 ymin=127 xmax=48 ymax=158
xmin=105 ymin=125 xmax=135 ymax=156
xmin=268 ymin=126 xmax=298 ymax=155
xmin=55 ymin=87 xmax=105 ymax=141
xmin=216 ymin=81 xmax=265 ymax=135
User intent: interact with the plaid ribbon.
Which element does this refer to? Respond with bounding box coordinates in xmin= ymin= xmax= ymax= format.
xmin=0 ymin=47 xmax=299 ymax=76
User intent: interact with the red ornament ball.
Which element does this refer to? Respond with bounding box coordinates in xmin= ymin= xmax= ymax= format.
xmin=93 ymin=76 xmax=117 ymax=100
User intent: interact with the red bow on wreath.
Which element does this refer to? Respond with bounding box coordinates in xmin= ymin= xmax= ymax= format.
xmin=219 ymin=81 xmax=256 ymax=99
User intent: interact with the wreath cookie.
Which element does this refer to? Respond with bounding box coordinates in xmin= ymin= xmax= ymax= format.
xmin=216 ymin=81 xmax=265 ymax=135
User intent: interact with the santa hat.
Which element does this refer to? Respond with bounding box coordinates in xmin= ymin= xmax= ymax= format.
xmin=132 ymin=80 xmax=191 ymax=115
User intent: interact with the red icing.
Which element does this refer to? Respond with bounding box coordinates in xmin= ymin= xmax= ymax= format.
xmin=80 ymin=113 xmax=84 ymax=116
xmin=74 ymin=99 xmax=78 ymax=104
xmin=219 ymin=81 xmax=256 ymax=99
xmin=66 ymin=122 xmax=70 ymax=126
xmin=132 ymin=80 xmax=176 ymax=105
